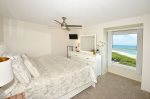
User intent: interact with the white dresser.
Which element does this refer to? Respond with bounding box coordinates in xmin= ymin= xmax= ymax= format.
xmin=68 ymin=51 xmax=101 ymax=77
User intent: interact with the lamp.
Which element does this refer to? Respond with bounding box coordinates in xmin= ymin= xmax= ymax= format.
xmin=0 ymin=57 xmax=13 ymax=87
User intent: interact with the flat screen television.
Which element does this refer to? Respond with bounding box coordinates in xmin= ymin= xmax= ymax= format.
xmin=69 ymin=34 xmax=78 ymax=39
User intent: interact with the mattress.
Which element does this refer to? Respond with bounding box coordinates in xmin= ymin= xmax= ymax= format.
xmin=10 ymin=55 xmax=97 ymax=99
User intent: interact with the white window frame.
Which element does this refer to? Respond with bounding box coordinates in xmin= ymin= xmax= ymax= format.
xmin=107 ymin=29 xmax=143 ymax=74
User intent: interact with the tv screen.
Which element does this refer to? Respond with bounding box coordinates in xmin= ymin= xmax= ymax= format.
xmin=69 ymin=34 xmax=78 ymax=39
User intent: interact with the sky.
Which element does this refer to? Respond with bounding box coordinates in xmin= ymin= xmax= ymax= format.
xmin=113 ymin=34 xmax=137 ymax=46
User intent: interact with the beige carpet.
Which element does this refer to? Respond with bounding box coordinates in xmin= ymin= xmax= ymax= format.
xmin=72 ymin=73 xmax=150 ymax=99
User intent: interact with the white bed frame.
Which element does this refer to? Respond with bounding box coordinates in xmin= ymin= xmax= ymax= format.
xmin=58 ymin=82 xmax=95 ymax=99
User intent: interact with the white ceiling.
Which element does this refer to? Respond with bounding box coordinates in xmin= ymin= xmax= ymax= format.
xmin=0 ymin=0 xmax=150 ymax=26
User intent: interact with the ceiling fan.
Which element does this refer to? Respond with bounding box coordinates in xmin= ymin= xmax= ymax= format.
xmin=54 ymin=17 xmax=82 ymax=31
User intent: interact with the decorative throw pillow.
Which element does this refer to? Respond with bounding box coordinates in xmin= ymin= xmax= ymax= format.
xmin=12 ymin=55 xmax=32 ymax=84
xmin=22 ymin=54 xmax=40 ymax=78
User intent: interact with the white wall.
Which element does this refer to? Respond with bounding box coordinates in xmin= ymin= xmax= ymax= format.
xmin=0 ymin=16 xmax=3 ymax=43
xmin=141 ymin=15 xmax=150 ymax=92
xmin=51 ymin=29 xmax=68 ymax=56
xmin=2 ymin=17 xmax=68 ymax=57
xmin=79 ymin=14 xmax=150 ymax=92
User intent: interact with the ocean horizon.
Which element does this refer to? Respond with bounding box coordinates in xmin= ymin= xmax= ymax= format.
xmin=112 ymin=45 xmax=137 ymax=55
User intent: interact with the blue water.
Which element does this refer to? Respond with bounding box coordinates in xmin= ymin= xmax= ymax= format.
xmin=112 ymin=45 xmax=137 ymax=55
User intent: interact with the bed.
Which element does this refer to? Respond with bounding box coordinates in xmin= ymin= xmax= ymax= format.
xmin=8 ymin=55 xmax=97 ymax=99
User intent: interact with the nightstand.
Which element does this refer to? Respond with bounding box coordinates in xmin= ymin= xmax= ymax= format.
xmin=6 ymin=92 xmax=25 ymax=99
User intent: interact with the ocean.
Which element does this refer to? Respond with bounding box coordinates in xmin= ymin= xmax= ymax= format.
xmin=112 ymin=45 xmax=137 ymax=55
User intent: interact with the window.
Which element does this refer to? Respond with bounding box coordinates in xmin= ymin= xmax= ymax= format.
xmin=112 ymin=33 xmax=137 ymax=67
xmin=108 ymin=29 xmax=143 ymax=74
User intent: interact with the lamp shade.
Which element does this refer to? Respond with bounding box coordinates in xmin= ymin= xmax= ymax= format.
xmin=0 ymin=57 xmax=13 ymax=87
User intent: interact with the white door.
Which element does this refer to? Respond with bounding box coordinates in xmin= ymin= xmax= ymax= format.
xmin=107 ymin=29 xmax=143 ymax=81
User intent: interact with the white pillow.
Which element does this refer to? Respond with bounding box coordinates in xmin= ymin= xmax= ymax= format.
xmin=22 ymin=54 xmax=40 ymax=78
xmin=12 ymin=55 xmax=32 ymax=84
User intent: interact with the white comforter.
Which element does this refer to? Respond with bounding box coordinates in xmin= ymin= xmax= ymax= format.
xmin=10 ymin=55 xmax=97 ymax=99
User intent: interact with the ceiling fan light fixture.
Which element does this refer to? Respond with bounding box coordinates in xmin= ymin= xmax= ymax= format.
xmin=61 ymin=26 xmax=66 ymax=29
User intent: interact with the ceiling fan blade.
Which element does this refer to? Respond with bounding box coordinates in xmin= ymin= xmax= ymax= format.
xmin=67 ymin=25 xmax=82 ymax=27
xmin=54 ymin=20 xmax=61 ymax=24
